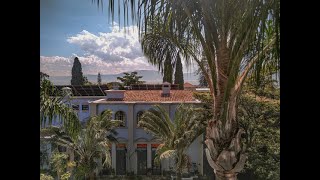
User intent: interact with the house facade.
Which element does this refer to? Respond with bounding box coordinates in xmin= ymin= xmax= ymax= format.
xmin=42 ymin=83 xmax=206 ymax=176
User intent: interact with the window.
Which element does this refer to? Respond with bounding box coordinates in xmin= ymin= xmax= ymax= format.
xmin=72 ymin=104 xmax=79 ymax=111
xmin=137 ymin=111 xmax=144 ymax=127
xmin=82 ymin=104 xmax=89 ymax=111
xmin=115 ymin=111 xmax=126 ymax=127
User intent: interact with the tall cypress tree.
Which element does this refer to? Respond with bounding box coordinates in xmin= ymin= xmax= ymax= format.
xmin=71 ymin=57 xmax=84 ymax=85
xmin=174 ymin=54 xmax=184 ymax=89
xmin=97 ymin=72 xmax=102 ymax=85
xmin=163 ymin=53 xmax=173 ymax=83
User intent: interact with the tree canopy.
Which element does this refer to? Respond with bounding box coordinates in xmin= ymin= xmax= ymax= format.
xmin=71 ymin=57 xmax=85 ymax=85
xmin=117 ymin=71 xmax=145 ymax=86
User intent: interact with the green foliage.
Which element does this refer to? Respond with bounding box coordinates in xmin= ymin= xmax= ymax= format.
xmin=163 ymin=54 xmax=173 ymax=83
xmin=97 ymin=72 xmax=102 ymax=85
xmin=174 ymin=55 xmax=184 ymax=89
xmin=195 ymin=54 xmax=209 ymax=87
xmin=71 ymin=57 xmax=85 ymax=85
xmin=193 ymin=90 xmax=280 ymax=180
xmin=40 ymin=79 xmax=80 ymax=137
xmin=106 ymin=81 xmax=124 ymax=90
xmin=50 ymin=151 xmax=69 ymax=179
xmin=40 ymin=71 xmax=49 ymax=83
xmin=40 ymin=140 xmax=50 ymax=170
xmin=139 ymin=104 xmax=207 ymax=175
xmin=93 ymin=0 xmax=280 ymax=177
xmin=40 ymin=174 xmax=54 ymax=180
xmin=238 ymin=94 xmax=280 ymax=180
xmin=61 ymin=171 xmax=72 ymax=180
xmin=83 ymin=76 xmax=93 ymax=85
xmin=117 ymin=71 xmax=145 ymax=86
xmin=50 ymin=110 xmax=121 ymax=179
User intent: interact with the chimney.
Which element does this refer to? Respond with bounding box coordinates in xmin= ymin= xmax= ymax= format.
xmin=104 ymin=89 xmax=125 ymax=100
xmin=161 ymin=82 xmax=171 ymax=97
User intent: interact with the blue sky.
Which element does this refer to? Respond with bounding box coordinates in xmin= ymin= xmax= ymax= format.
xmin=40 ymin=0 xmax=154 ymax=76
xmin=41 ymin=0 xmax=120 ymax=57
xmin=40 ymin=0 xmax=193 ymax=77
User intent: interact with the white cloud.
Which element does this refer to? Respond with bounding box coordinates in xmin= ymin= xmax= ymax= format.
xmin=41 ymin=26 xmax=156 ymax=76
xmin=66 ymin=26 xmax=143 ymax=62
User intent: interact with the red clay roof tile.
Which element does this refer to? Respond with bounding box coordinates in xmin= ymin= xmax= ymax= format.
xmin=106 ymin=90 xmax=196 ymax=102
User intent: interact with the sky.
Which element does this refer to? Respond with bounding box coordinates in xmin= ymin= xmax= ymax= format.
xmin=40 ymin=0 xmax=160 ymax=76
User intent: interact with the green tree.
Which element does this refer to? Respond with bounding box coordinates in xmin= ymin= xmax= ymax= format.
xmin=83 ymin=76 xmax=93 ymax=85
xmin=196 ymin=53 xmax=209 ymax=87
xmin=97 ymin=72 xmax=102 ymax=85
xmin=71 ymin=57 xmax=84 ymax=85
xmin=138 ymin=104 xmax=206 ymax=179
xmin=174 ymin=55 xmax=184 ymax=89
xmin=163 ymin=53 xmax=173 ymax=83
xmin=94 ymin=0 xmax=280 ymax=178
xmin=40 ymin=79 xmax=80 ymax=137
xmin=40 ymin=71 xmax=49 ymax=82
xmin=193 ymin=83 xmax=280 ymax=180
xmin=117 ymin=71 xmax=145 ymax=86
xmin=50 ymin=151 xmax=70 ymax=180
xmin=40 ymin=174 xmax=54 ymax=180
xmin=238 ymin=93 xmax=279 ymax=180
xmin=49 ymin=110 xmax=121 ymax=180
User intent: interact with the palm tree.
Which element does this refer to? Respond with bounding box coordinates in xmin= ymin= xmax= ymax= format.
xmin=138 ymin=104 xmax=207 ymax=179
xmin=40 ymin=79 xmax=81 ymax=137
xmin=48 ymin=110 xmax=121 ymax=180
xmin=92 ymin=0 xmax=280 ymax=179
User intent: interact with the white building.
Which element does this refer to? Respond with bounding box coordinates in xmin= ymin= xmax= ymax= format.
xmin=42 ymin=83 xmax=208 ymax=176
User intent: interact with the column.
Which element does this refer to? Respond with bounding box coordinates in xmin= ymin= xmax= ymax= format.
xmin=127 ymin=104 xmax=134 ymax=173
xmin=112 ymin=143 xmax=116 ymax=173
xmin=147 ymin=143 xmax=152 ymax=169
xmin=89 ymin=103 xmax=97 ymax=117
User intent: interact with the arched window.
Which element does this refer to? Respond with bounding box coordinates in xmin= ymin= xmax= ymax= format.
xmin=136 ymin=111 xmax=144 ymax=127
xmin=115 ymin=111 xmax=126 ymax=127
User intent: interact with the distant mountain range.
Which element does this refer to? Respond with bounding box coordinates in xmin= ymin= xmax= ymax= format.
xmin=49 ymin=70 xmax=200 ymax=85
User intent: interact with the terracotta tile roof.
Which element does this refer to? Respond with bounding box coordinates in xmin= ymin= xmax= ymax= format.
xmin=106 ymin=90 xmax=196 ymax=102
xmin=184 ymin=82 xmax=195 ymax=88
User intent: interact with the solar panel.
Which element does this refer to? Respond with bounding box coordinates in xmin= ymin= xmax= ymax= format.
xmin=130 ymin=84 xmax=179 ymax=90
xmin=53 ymin=85 xmax=108 ymax=96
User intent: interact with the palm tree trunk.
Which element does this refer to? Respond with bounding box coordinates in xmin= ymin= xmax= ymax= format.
xmin=205 ymin=94 xmax=247 ymax=180
xmin=214 ymin=171 xmax=237 ymax=180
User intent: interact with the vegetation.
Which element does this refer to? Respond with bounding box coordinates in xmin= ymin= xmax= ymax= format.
xmin=40 ymin=174 xmax=54 ymax=180
xmin=194 ymin=82 xmax=280 ymax=180
xmin=163 ymin=55 xmax=173 ymax=83
xmin=238 ymin=89 xmax=279 ymax=180
xmin=174 ymin=56 xmax=184 ymax=89
xmin=50 ymin=150 xmax=73 ymax=180
xmin=97 ymin=72 xmax=102 ymax=85
xmin=97 ymin=0 xmax=280 ymax=178
xmin=195 ymin=54 xmax=209 ymax=87
xmin=83 ymin=76 xmax=93 ymax=85
xmin=117 ymin=71 xmax=145 ymax=86
xmin=71 ymin=57 xmax=85 ymax=85
xmin=40 ymin=71 xmax=50 ymax=82
xmin=40 ymin=78 xmax=80 ymax=137
xmin=106 ymin=81 xmax=124 ymax=90
xmin=138 ymin=104 xmax=207 ymax=179
xmin=48 ymin=110 xmax=121 ymax=180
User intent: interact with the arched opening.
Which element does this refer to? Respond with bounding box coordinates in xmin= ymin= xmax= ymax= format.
xmin=136 ymin=111 xmax=144 ymax=127
xmin=115 ymin=111 xmax=126 ymax=127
